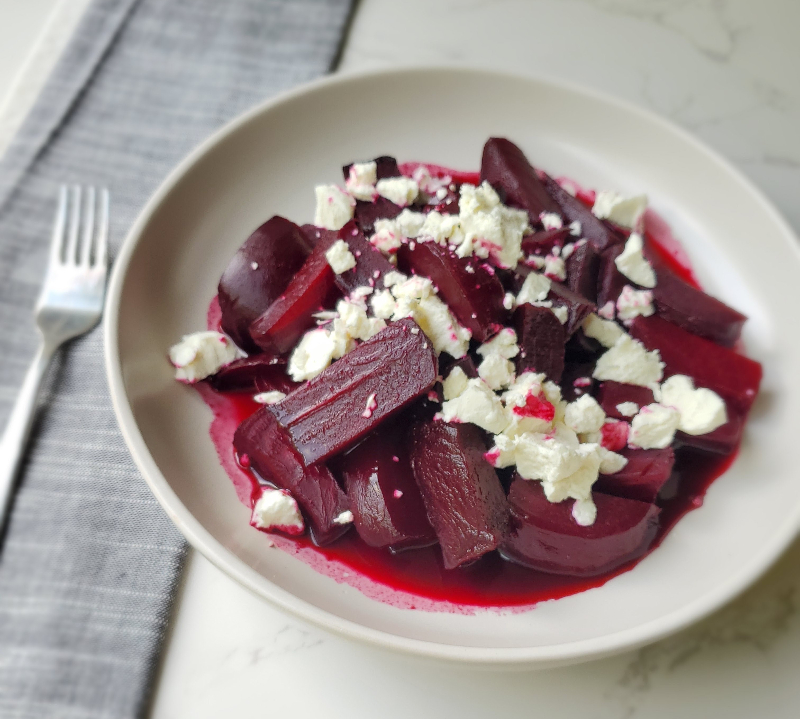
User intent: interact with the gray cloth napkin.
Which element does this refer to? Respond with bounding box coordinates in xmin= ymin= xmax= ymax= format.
xmin=0 ymin=0 xmax=355 ymax=716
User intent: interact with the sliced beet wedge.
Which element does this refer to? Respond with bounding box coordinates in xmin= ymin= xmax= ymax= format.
xmin=594 ymin=448 xmax=675 ymax=504
xmin=480 ymin=138 xmax=561 ymax=224
xmin=335 ymin=221 xmax=396 ymax=293
xmin=566 ymin=241 xmax=601 ymax=303
xmin=300 ymin=224 xmax=337 ymax=249
xmin=210 ymin=355 xmax=297 ymax=395
xmin=501 ymin=477 xmax=660 ymax=577
xmin=676 ymin=410 xmax=746 ymax=455
xmin=408 ymin=421 xmax=508 ymax=569
xmin=541 ymin=174 xmax=622 ymax=253
xmin=249 ymin=239 xmax=341 ymax=355
xmin=233 ymin=408 xmax=350 ymax=546
xmin=629 ymin=315 xmax=762 ymax=413
xmin=218 ymin=216 xmax=312 ymax=352
xmin=397 ymin=242 xmax=507 ymax=341
xmin=338 ymin=427 xmax=436 ymax=550
xmin=521 ymin=228 xmax=571 ymax=257
xmin=270 ymin=318 xmax=438 ymax=465
xmin=548 ymin=282 xmax=596 ymax=337
xmin=596 ymin=381 xmax=655 ymax=420
xmin=596 ymin=244 xmax=627 ymax=310
xmin=514 ymin=304 xmax=566 ymax=382
xmin=354 ymin=197 xmax=403 ymax=236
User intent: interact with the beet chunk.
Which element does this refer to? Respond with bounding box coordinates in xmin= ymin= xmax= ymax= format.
xmin=594 ymin=448 xmax=675 ymax=504
xmin=676 ymin=410 xmax=746 ymax=455
xmin=548 ymin=282 xmax=596 ymax=337
xmin=270 ymin=318 xmax=438 ymax=465
xmin=501 ymin=478 xmax=660 ymax=577
xmin=596 ymin=244 xmax=627 ymax=310
xmin=541 ymin=174 xmax=622 ymax=252
xmin=218 ymin=216 xmax=311 ymax=352
xmin=210 ymin=355 xmax=297 ymax=395
xmin=334 ymin=221 xmax=396 ymax=293
xmin=629 ymin=315 xmax=762 ymax=413
xmin=408 ymin=421 xmax=508 ymax=569
xmin=566 ymin=241 xmax=601 ymax=303
xmin=597 ymin=381 xmax=655 ymax=420
xmin=300 ymin=224 xmax=337 ymax=249
xmin=338 ymin=428 xmax=436 ymax=550
xmin=353 ymin=197 xmax=403 ymax=236
xmin=480 ymin=138 xmax=561 ymax=224
xmin=397 ymin=242 xmax=506 ymax=341
xmin=521 ymin=228 xmax=571 ymax=257
xmin=343 ymin=155 xmax=401 ymax=182
xmin=514 ymin=304 xmax=566 ymax=382
xmin=233 ymin=408 xmax=350 ymax=546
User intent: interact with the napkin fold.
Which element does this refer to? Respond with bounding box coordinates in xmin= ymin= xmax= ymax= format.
xmin=0 ymin=0 xmax=354 ymax=716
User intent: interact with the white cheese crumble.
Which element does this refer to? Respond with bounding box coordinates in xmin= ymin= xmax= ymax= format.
xmin=325 ymin=239 xmax=357 ymax=274
xmin=442 ymin=366 xmax=470 ymax=401
xmin=383 ymin=270 xmax=408 ymax=288
xmin=288 ymin=327 xmax=351 ymax=382
xmin=616 ymin=401 xmax=640 ymax=417
xmin=551 ymin=305 xmax=569 ymax=325
xmin=418 ymin=211 xmax=462 ymax=245
xmin=314 ymin=184 xmax=355 ymax=230
xmin=436 ymin=378 xmax=509 ymax=434
xmin=369 ymin=289 xmax=396 ymax=319
xmin=598 ymin=446 xmax=628 ymax=474
xmin=582 ymin=313 xmax=625 ymax=348
xmin=543 ymin=254 xmax=566 ymax=281
xmin=593 ymin=334 xmax=664 ymax=388
xmin=658 ymin=374 xmax=727 ymax=435
xmin=516 ymin=272 xmax=551 ymax=306
xmin=370 ymin=209 xmax=426 ymax=253
xmin=592 ymin=191 xmax=648 ymax=229
xmin=251 ymin=488 xmax=304 ymax=534
xmin=569 ymin=220 xmax=582 ymax=237
xmin=628 ymin=403 xmax=680 ymax=449
xmin=503 ymin=292 xmax=516 ymax=311
xmin=597 ymin=301 xmax=616 ymax=320
xmin=477 ymin=327 xmax=519 ymax=360
xmin=478 ymin=353 xmax=516 ymax=391
xmin=253 ymin=391 xmax=287 ymax=405
xmin=345 ymin=161 xmax=378 ymax=201
xmin=334 ymin=510 xmax=354 ymax=525
xmin=615 ymin=232 xmax=656 ymax=288
xmin=616 ymin=284 xmax=655 ymax=322
xmin=376 ymin=176 xmax=419 ymax=206
xmin=169 ymin=331 xmax=237 ymax=383
xmin=540 ymin=212 xmax=563 ymax=230
xmin=564 ymin=394 xmax=606 ymax=434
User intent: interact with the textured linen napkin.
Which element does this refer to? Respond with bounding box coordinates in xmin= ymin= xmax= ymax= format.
xmin=0 ymin=0 xmax=354 ymax=716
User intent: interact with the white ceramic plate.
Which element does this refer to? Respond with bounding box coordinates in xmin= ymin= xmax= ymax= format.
xmin=105 ymin=67 xmax=800 ymax=668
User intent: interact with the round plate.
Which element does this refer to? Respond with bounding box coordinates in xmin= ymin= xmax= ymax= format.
xmin=105 ymin=67 xmax=800 ymax=668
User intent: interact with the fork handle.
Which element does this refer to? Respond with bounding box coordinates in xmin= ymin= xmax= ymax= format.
xmin=0 ymin=342 xmax=56 ymax=533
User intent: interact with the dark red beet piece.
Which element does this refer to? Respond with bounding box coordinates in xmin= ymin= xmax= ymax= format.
xmin=521 ymin=228 xmax=571 ymax=257
xmin=397 ymin=242 xmax=507 ymax=341
xmin=676 ymin=410 xmax=745 ymax=455
xmin=334 ymin=221 xmax=396 ymax=292
xmin=233 ymin=408 xmax=350 ymax=546
xmin=218 ymin=216 xmax=311 ymax=352
xmin=353 ymin=197 xmax=403 ymax=236
xmin=629 ymin=315 xmax=762 ymax=413
xmin=300 ymin=224 xmax=337 ymax=249
xmin=408 ymin=421 xmax=508 ymax=570
xmin=338 ymin=429 xmax=436 ymax=550
xmin=270 ymin=318 xmax=438 ymax=465
xmin=480 ymin=138 xmax=561 ymax=224
xmin=596 ymin=244 xmax=627 ymax=310
xmin=249 ymin=240 xmax=341 ymax=355
xmin=210 ymin=355 xmax=297 ymax=395
xmin=644 ymin=242 xmax=747 ymax=348
xmin=594 ymin=448 xmax=675 ymax=504
xmin=541 ymin=174 xmax=622 ymax=253
xmin=548 ymin=282 xmax=596 ymax=337
xmin=501 ymin=478 xmax=660 ymax=577
xmin=343 ymin=155 xmax=401 ymax=182
xmin=514 ymin=304 xmax=566 ymax=382
xmin=597 ymin=381 xmax=655 ymax=420
xmin=566 ymin=241 xmax=601 ymax=303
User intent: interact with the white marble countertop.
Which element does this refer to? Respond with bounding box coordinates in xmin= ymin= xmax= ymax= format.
xmin=2 ymin=1 xmax=799 ymax=717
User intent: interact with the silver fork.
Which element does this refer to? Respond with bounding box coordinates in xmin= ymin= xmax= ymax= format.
xmin=0 ymin=186 xmax=109 ymax=533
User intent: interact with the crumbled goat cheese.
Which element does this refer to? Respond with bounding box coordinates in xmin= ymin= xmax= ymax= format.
xmin=598 ymin=301 xmax=616 ymax=320
xmin=370 ymin=210 xmax=426 ymax=253
xmin=345 ymin=161 xmax=378 ymax=201
xmin=516 ymin=272 xmax=551 ymax=306
xmin=616 ymin=401 xmax=639 ymax=417
xmin=437 ymin=378 xmax=509 ymax=434
xmin=442 ymin=366 xmax=470 ymax=401
xmin=503 ymin=292 xmax=516 ymax=311
xmin=251 ymin=488 xmax=304 ymax=534
xmin=376 ymin=176 xmax=419 ymax=206
xmin=540 ymin=212 xmax=563 ymax=230
xmin=616 ymin=285 xmax=655 ymax=322
xmin=362 ymin=393 xmax=378 ymax=418
xmin=564 ymin=394 xmax=606 ymax=434
xmin=418 ymin=211 xmax=462 ymax=245
xmin=382 ymin=270 xmax=408 ymax=288
xmin=598 ymin=446 xmax=628 ymax=474
xmin=287 ymin=326 xmax=351 ymax=382
xmin=478 ymin=353 xmax=516 ymax=391
xmin=569 ymin=220 xmax=582 ymax=237
xmin=325 ymin=239 xmax=357 ymax=274
xmin=253 ymin=391 xmax=287 ymax=405
xmin=411 ymin=165 xmax=452 ymax=196
xmin=544 ymin=254 xmax=566 ymax=281
xmin=334 ymin=510 xmax=354 ymax=525
xmin=551 ymin=305 xmax=569 ymax=325
xmin=615 ymin=232 xmax=656 ymax=288
xmin=593 ymin=334 xmax=663 ymax=387
xmin=582 ymin=313 xmax=625 ymax=348
xmin=369 ymin=289 xmax=396 ymax=319
xmin=628 ymin=403 xmax=680 ymax=449
xmin=169 ymin=331 xmax=237 ymax=383
xmin=592 ymin=191 xmax=648 ymax=229
xmin=477 ymin=327 xmax=519 ymax=360
xmin=314 ymin=184 xmax=355 ymax=230
xmin=658 ymin=374 xmax=727 ymax=435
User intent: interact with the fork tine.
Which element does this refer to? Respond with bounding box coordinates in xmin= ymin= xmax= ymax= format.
xmin=65 ymin=185 xmax=82 ymax=264
xmin=79 ymin=187 xmax=96 ymax=266
xmin=94 ymin=189 xmax=109 ymax=269
xmin=49 ymin=185 xmax=68 ymax=267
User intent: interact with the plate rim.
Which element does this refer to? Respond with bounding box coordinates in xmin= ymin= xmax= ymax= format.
xmin=104 ymin=64 xmax=800 ymax=666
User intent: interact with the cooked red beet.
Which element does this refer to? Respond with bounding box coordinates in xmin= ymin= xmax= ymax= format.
xmin=644 ymin=242 xmax=747 ymax=348
xmin=480 ymin=138 xmax=561 ymax=224
xmin=541 ymin=174 xmax=622 ymax=253
xmin=338 ymin=429 xmax=436 ymax=550
xmin=249 ymin=240 xmax=341 ymax=355
xmin=233 ymin=408 xmax=350 ymax=546
xmin=343 ymin=155 xmax=401 ymax=182
xmin=548 ymin=282 xmax=596 ymax=337
xmin=566 ymin=241 xmax=601 ymax=303
xmin=596 ymin=381 xmax=655 ymax=420
xmin=676 ymin=410 xmax=746 ymax=455
xmin=270 ymin=318 xmax=438 ymax=465
xmin=596 ymin=244 xmax=627 ymax=310
xmin=629 ymin=315 xmax=762 ymax=413
xmin=218 ymin=216 xmax=311 ymax=352
xmin=521 ymin=228 xmax=571 ymax=257
xmin=300 ymin=224 xmax=337 ymax=249
xmin=334 ymin=221 xmax=396 ymax=292
xmin=594 ymin=448 xmax=675 ymax=504
xmin=408 ymin=421 xmax=508 ymax=569
xmin=353 ymin=197 xmax=403 ymax=235
xmin=210 ymin=355 xmax=297 ymax=395
xmin=397 ymin=242 xmax=506 ymax=341
xmin=501 ymin=477 xmax=660 ymax=577
xmin=514 ymin=304 xmax=566 ymax=382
